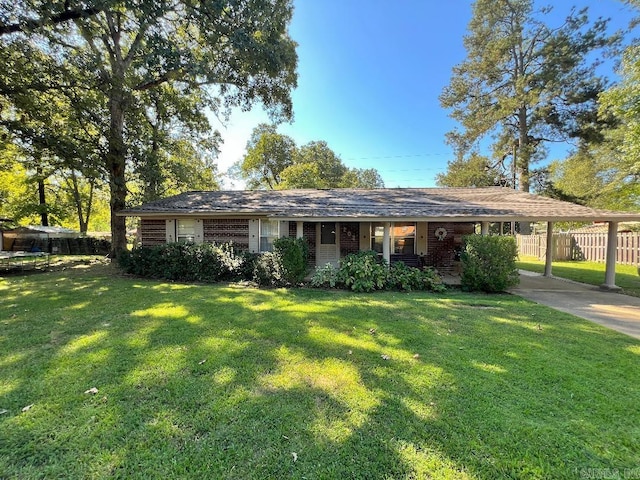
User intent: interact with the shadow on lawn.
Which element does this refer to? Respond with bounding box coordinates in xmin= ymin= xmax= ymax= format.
xmin=1 ymin=266 xmax=639 ymax=479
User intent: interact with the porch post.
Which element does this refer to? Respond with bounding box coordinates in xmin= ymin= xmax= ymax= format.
xmin=601 ymin=221 xmax=620 ymax=291
xmin=296 ymin=221 xmax=304 ymax=239
xmin=544 ymin=222 xmax=553 ymax=277
xmin=382 ymin=222 xmax=391 ymax=266
xmin=481 ymin=222 xmax=490 ymax=235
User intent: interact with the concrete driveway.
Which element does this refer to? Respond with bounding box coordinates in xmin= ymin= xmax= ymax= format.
xmin=510 ymin=270 xmax=640 ymax=340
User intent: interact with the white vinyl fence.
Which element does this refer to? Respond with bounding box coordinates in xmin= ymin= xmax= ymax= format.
xmin=516 ymin=232 xmax=640 ymax=266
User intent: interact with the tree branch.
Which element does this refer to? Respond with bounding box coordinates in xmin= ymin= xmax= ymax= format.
xmin=0 ymin=5 xmax=106 ymax=36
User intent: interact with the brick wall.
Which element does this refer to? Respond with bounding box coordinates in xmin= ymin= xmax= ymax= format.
xmin=303 ymin=222 xmax=316 ymax=266
xmin=141 ymin=219 xmax=167 ymax=246
xmin=426 ymin=222 xmax=474 ymax=270
xmin=203 ymin=219 xmax=250 ymax=250
xmin=340 ymin=222 xmax=360 ymax=256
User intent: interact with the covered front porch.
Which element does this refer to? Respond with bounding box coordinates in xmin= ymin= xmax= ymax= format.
xmin=287 ymin=219 xmax=474 ymax=273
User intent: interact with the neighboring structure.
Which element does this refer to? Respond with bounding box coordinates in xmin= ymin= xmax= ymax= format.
xmin=1 ymin=225 xmax=111 ymax=255
xmin=121 ymin=187 xmax=640 ymax=289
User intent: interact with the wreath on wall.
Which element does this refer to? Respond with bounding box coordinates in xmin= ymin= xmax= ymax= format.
xmin=434 ymin=227 xmax=448 ymax=241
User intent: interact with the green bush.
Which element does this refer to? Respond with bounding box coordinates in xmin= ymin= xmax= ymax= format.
xmin=308 ymin=251 xmax=446 ymax=293
xmin=310 ymin=263 xmax=340 ymax=288
xmin=461 ymin=235 xmax=520 ymax=293
xmin=118 ymin=242 xmax=244 ymax=283
xmin=249 ymin=251 xmax=283 ymax=286
xmin=388 ymin=262 xmax=446 ymax=292
xmin=337 ymin=250 xmax=389 ymax=293
xmin=273 ymin=237 xmax=309 ymax=284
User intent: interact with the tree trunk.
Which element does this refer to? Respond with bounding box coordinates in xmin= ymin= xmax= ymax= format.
xmin=517 ymin=105 xmax=531 ymax=234
xmin=68 ymin=171 xmax=92 ymax=234
xmin=107 ymin=87 xmax=128 ymax=256
xmin=517 ymin=106 xmax=530 ymax=193
xmin=36 ymin=166 xmax=49 ymax=227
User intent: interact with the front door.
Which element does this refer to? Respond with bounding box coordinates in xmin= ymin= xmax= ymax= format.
xmin=316 ymin=222 xmax=340 ymax=267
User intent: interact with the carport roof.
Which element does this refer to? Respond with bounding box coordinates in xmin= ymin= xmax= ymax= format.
xmin=120 ymin=187 xmax=640 ymax=223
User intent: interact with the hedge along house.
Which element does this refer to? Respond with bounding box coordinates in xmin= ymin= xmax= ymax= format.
xmin=121 ymin=187 xmax=640 ymax=290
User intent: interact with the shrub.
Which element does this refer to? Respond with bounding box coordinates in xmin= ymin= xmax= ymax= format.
xmin=460 ymin=235 xmax=519 ymax=293
xmin=273 ymin=237 xmax=309 ymax=284
xmin=118 ymin=242 xmax=245 ymax=283
xmin=310 ymin=263 xmax=339 ymax=288
xmin=249 ymin=251 xmax=283 ymax=286
xmin=388 ymin=262 xmax=446 ymax=292
xmin=337 ymin=250 xmax=388 ymax=292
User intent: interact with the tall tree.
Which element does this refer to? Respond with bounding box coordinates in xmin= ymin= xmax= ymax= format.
xmin=340 ymin=168 xmax=385 ymax=189
xmin=599 ymin=42 xmax=640 ymax=200
xmin=440 ymin=0 xmax=616 ymax=193
xmin=1 ymin=1 xmax=298 ymax=255
xmin=131 ymin=85 xmax=221 ymax=203
xmin=239 ymin=123 xmax=296 ymax=189
xmin=238 ymin=127 xmax=385 ymax=189
xmin=436 ymin=152 xmax=507 ymax=187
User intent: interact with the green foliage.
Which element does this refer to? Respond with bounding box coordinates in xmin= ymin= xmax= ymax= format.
xmin=311 ymin=251 xmax=445 ymax=293
xmin=1 ymin=0 xmax=299 ymax=254
xmin=388 ymin=262 xmax=446 ymax=293
xmin=310 ymin=263 xmax=340 ymax=288
xmin=247 ymin=251 xmax=283 ymax=287
xmin=340 ymin=167 xmax=386 ymax=188
xmin=436 ymin=152 xmax=504 ymax=187
xmin=461 ymin=235 xmax=520 ymax=293
xmin=239 ymin=124 xmax=296 ymax=189
xmin=118 ymin=242 xmax=244 ymax=283
xmin=238 ymin=126 xmax=385 ymax=190
xmin=118 ymin=241 xmax=306 ymax=287
xmin=337 ymin=251 xmax=389 ymax=293
xmin=440 ymin=0 xmax=617 ymax=192
xmin=273 ymin=237 xmax=309 ymax=284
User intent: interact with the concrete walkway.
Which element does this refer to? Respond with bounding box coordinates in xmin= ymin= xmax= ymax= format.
xmin=509 ymin=270 xmax=640 ymax=340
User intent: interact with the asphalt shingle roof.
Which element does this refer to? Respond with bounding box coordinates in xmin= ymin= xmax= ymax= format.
xmin=121 ymin=187 xmax=640 ymax=222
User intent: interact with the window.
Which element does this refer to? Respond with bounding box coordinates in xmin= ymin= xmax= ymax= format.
xmin=177 ymin=219 xmax=195 ymax=243
xmin=393 ymin=223 xmax=416 ymax=254
xmin=371 ymin=222 xmax=416 ymax=254
xmin=320 ymin=222 xmax=336 ymax=245
xmin=371 ymin=223 xmax=385 ymax=253
xmin=260 ymin=219 xmax=280 ymax=252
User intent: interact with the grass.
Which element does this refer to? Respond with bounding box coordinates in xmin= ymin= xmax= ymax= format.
xmin=516 ymin=256 xmax=640 ymax=297
xmin=0 ymin=262 xmax=639 ymax=479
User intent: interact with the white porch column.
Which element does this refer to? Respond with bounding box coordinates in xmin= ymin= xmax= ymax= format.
xmin=296 ymin=221 xmax=304 ymax=239
xmin=382 ymin=222 xmax=391 ymax=266
xmin=481 ymin=222 xmax=490 ymax=235
xmin=544 ymin=222 xmax=553 ymax=277
xmin=601 ymin=221 xmax=620 ymax=290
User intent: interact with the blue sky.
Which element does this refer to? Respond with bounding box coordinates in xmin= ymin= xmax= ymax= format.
xmin=215 ymin=0 xmax=634 ymax=189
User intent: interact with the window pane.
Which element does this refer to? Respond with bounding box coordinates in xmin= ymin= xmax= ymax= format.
xmin=260 ymin=237 xmax=274 ymax=252
xmin=261 ymin=220 xmax=279 ymax=237
xmin=371 ymin=236 xmax=383 ymax=253
xmin=177 ymin=219 xmax=195 ymax=243
xmin=260 ymin=220 xmax=279 ymax=252
xmin=393 ymin=223 xmax=416 ymax=254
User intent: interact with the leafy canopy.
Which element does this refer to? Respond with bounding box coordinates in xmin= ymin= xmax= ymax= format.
xmin=238 ymin=125 xmax=385 ymax=190
xmin=440 ymin=0 xmax=617 ymax=193
xmin=1 ymin=0 xmax=298 ymax=253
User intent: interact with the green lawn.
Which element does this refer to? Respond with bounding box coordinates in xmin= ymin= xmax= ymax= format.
xmin=1 ymin=263 xmax=639 ymax=479
xmin=516 ymin=256 xmax=640 ymax=297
